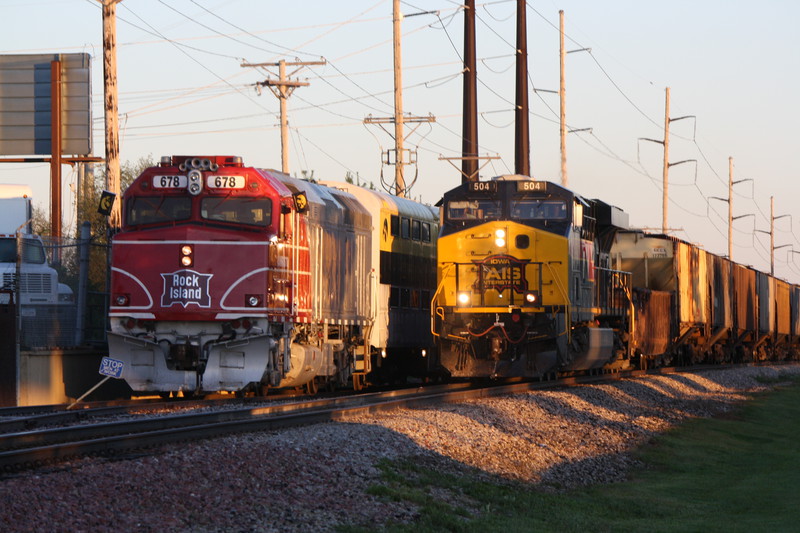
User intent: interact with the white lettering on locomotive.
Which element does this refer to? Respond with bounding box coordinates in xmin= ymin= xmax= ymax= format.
xmin=161 ymin=269 xmax=213 ymax=308
xmin=474 ymin=254 xmax=529 ymax=293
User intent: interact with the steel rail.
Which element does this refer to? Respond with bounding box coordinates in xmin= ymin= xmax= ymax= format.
xmin=0 ymin=365 xmax=746 ymax=473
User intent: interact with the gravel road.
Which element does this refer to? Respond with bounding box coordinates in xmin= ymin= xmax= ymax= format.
xmin=1 ymin=365 xmax=797 ymax=532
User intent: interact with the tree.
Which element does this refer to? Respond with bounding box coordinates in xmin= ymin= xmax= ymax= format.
xmin=30 ymin=155 xmax=156 ymax=294
xmin=345 ymin=171 xmax=375 ymax=190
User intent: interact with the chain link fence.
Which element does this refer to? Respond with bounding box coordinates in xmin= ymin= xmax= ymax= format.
xmin=9 ymin=227 xmax=109 ymax=350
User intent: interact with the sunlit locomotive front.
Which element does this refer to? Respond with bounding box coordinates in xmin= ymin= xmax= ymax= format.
xmin=109 ymin=156 xmax=303 ymax=394
xmin=432 ymin=176 xmax=632 ymax=378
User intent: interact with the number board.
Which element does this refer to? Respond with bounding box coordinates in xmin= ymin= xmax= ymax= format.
xmin=206 ymin=175 xmax=245 ymax=189
xmin=153 ymin=175 xmax=188 ymax=188
xmin=468 ymin=181 xmax=497 ymax=193
xmin=516 ymin=181 xmax=547 ymax=192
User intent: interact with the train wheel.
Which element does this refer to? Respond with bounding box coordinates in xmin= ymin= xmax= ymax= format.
xmin=305 ymin=378 xmax=318 ymax=395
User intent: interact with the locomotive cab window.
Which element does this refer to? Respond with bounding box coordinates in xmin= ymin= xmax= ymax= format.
xmin=446 ymin=199 xmax=502 ymax=221
xmin=201 ymin=197 xmax=271 ymax=227
xmin=511 ymin=200 xmax=567 ymax=220
xmin=390 ymin=215 xmax=399 ymax=236
xmin=127 ymin=196 xmax=192 ymax=226
xmin=401 ymin=217 xmax=410 ymax=239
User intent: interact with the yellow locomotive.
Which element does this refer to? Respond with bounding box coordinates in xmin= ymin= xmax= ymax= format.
xmin=432 ymin=175 xmax=633 ymax=378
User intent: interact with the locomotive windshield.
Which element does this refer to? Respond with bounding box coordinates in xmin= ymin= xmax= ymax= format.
xmin=201 ymin=197 xmax=271 ymax=227
xmin=446 ymin=199 xmax=502 ymax=220
xmin=127 ymin=196 xmax=192 ymax=226
xmin=511 ymin=200 xmax=567 ymax=220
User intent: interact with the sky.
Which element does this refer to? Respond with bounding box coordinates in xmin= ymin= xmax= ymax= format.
xmin=2 ymin=0 xmax=800 ymax=281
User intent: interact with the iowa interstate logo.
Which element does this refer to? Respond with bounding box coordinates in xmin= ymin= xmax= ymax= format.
xmin=473 ymin=254 xmax=530 ymax=293
xmin=161 ymin=269 xmax=213 ymax=308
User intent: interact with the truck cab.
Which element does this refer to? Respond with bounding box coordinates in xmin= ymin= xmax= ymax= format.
xmin=0 ymin=234 xmax=59 ymax=305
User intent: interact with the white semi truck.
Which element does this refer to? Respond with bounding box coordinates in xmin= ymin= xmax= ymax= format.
xmin=0 ymin=185 xmax=59 ymax=305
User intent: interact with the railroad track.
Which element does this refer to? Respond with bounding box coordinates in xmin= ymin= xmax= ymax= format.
xmin=0 ymin=366 xmax=728 ymax=473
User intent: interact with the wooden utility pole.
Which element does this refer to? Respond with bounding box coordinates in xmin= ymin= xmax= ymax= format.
xmin=364 ymin=4 xmax=434 ymax=196
xmin=100 ymin=0 xmax=122 ymax=229
xmin=559 ymin=10 xmax=567 ymax=187
xmin=50 ymin=60 xmax=62 ymax=239
xmin=514 ymin=0 xmax=530 ymax=176
xmin=462 ymin=0 xmax=478 ymax=183
xmin=661 ymin=87 xmax=670 ymax=234
xmin=242 ymin=59 xmax=326 ymax=174
xmin=392 ymin=0 xmax=406 ymax=196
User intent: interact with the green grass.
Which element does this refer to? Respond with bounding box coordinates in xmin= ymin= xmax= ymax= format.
xmin=344 ymin=376 xmax=800 ymax=532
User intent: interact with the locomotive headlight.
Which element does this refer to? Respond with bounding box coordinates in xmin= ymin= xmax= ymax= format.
xmin=525 ymin=291 xmax=541 ymax=306
xmin=114 ymin=293 xmax=129 ymax=306
xmin=187 ymin=169 xmax=203 ymax=196
xmin=495 ymin=228 xmax=506 ymax=248
xmin=457 ymin=291 xmax=471 ymax=306
xmin=246 ymin=294 xmax=262 ymax=307
xmin=180 ymin=244 xmax=193 ymax=267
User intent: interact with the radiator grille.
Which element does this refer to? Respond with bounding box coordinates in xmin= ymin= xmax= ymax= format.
xmin=2 ymin=272 xmax=53 ymax=294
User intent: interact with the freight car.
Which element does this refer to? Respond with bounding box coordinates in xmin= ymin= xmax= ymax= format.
xmin=432 ymin=175 xmax=799 ymax=379
xmin=108 ymin=155 xmax=438 ymax=395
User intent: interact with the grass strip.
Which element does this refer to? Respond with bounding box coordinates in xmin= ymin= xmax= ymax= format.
xmin=345 ymin=376 xmax=800 ymax=532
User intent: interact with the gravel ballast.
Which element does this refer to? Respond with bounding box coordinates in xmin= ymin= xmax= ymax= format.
xmin=1 ymin=365 xmax=797 ymax=532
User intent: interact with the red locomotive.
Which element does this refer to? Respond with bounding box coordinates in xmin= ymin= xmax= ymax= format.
xmin=109 ymin=155 xmax=438 ymax=395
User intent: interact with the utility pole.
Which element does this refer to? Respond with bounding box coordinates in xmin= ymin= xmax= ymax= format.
xmin=559 ymin=10 xmax=567 ymax=187
xmin=462 ymin=0 xmax=478 ymax=183
xmin=770 ymin=196 xmax=775 ymax=275
xmin=514 ymin=0 xmax=530 ymax=176
xmin=242 ymin=59 xmax=326 ymax=174
xmin=364 ymin=3 xmax=435 ymax=197
xmin=441 ymin=0 xmax=498 ymax=184
xmin=50 ymin=59 xmax=62 ymax=240
xmin=392 ymin=0 xmax=406 ymax=196
xmin=100 ymin=0 xmax=123 ymax=229
xmin=756 ymin=196 xmax=790 ymax=276
xmin=727 ymin=157 xmax=733 ymax=259
xmin=710 ymin=156 xmax=753 ymax=261
xmin=553 ymin=11 xmax=590 ymax=188
xmin=641 ymin=88 xmax=694 ymax=234
xmin=661 ymin=87 xmax=670 ymax=234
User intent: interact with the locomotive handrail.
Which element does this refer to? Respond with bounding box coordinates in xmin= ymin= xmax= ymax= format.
xmin=544 ymin=261 xmax=571 ymax=343
xmin=431 ymin=263 xmax=457 ymax=339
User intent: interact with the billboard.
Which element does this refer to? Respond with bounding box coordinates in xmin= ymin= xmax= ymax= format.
xmin=0 ymin=53 xmax=92 ymax=156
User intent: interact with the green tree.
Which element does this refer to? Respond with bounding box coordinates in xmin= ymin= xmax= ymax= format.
xmin=345 ymin=170 xmax=375 ymax=190
xmin=31 ymin=155 xmax=155 ymax=294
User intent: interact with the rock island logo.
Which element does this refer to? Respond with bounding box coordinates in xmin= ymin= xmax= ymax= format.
xmin=473 ymin=254 xmax=530 ymax=293
xmin=161 ymin=269 xmax=213 ymax=308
